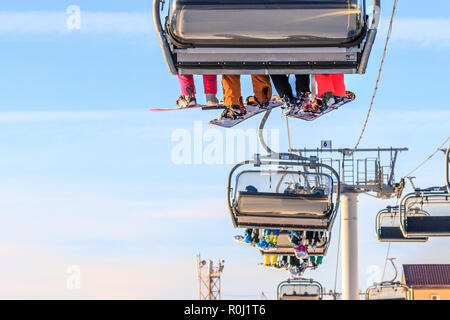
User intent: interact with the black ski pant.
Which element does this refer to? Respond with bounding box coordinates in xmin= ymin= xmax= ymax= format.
xmin=270 ymin=75 xmax=310 ymax=100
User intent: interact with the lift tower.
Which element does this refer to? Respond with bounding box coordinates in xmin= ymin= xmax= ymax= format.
xmin=291 ymin=146 xmax=408 ymax=299
xmin=256 ymin=109 xmax=408 ymax=300
xmin=195 ymin=254 xmax=225 ymax=300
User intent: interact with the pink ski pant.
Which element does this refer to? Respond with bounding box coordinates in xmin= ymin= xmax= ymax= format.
xmin=315 ymin=74 xmax=346 ymax=97
xmin=178 ymin=75 xmax=217 ymax=96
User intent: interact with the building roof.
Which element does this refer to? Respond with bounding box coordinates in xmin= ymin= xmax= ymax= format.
xmin=403 ymin=264 xmax=450 ymax=287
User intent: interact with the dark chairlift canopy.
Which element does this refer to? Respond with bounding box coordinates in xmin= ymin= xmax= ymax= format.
xmin=154 ymin=0 xmax=381 ymax=75
xmin=277 ymin=278 xmax=323 ymax=300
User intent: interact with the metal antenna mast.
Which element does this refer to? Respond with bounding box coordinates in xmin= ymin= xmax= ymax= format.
xmin=195 ymin=254 xmax=225 ymax=300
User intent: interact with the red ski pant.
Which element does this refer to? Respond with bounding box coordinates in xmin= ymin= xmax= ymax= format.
xmin=222 ymin=75 xmax=272 ymax=107
xmin=178 ymin=75 xmax=217 ymax=96
xmin=315 ymin=74 xmax=346 ymax=97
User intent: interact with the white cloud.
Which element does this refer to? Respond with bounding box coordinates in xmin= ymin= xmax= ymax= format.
xmin=380 ymin=17 xmax=450 ymax=47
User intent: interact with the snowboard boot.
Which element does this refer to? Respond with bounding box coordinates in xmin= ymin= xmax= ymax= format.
xmin=206 ymin=94 xmax=219 ymax=107
xmin=176 ymin=95 xmax=196 ymax=108
xmin=257 ymin=237 xmax=271 ymax=249
xmin=220 ymin=105 xmax=246 ymax=120
xmin=269 ymin=231 xmax=280 ymax=249
xmin=243 ymin=229 xmax=252 ymax=243
xmin=321 ymin=91 xmax=335 ymax=109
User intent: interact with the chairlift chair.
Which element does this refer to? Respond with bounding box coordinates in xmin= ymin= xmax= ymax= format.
xmin=366 ymin=258 xmax=408 ymax=300
xmin=277 ymin=278 xmax=323 ymax=300
xmin=398 ymin=147 xmax=450 ymax=237
xmin=154 ymin=0 xmax=381 ymax=75
xmin=365 ymin=282 xmax=408 ymax=300
xmin=227 ymin=152 xmax=341 ymax=231
xmin=399 ymin=188 xmax=450 ymax=237
xmin=375 ymin=206 xmax=428 ymax=242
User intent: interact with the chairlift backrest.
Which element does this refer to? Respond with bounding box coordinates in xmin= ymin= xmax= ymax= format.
xmin=277 ymin=279 xmax=323 ymax=300
xmin=227 ymin=156 xmax=340 ymax=231
xmin=366 ymin=283 xmax=408 ymax=300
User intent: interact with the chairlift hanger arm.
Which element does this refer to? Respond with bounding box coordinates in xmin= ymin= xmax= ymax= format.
xmin=153 ymin=0 xmax=177 ymax=75
xmin=446 ymin=146 xmax=450 ymax=193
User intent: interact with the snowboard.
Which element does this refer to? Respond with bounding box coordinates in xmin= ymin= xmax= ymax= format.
xmin=232 ymin=235 xmax=255 ymax=247
xmin=208 ymin=99 xmax=284 ymax=128
xmin=286 ymin=91 xmax=355 ymax=121
xmin=149 ymin=104 xmax=226 ymax=112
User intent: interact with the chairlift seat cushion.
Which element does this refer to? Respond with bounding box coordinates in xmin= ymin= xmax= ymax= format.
xmin=168 ymin=0 xmax=365 ymax=48
xmin=406 ymin=216 xmax=450 ymax=235
xmin=235 ymin=191 xmax=331 ymax=217
xmin=379 ymin=226 xmax=428 ymax=242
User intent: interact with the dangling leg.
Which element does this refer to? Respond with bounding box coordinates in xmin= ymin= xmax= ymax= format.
xmin=249 ymin=75 xmax=272 ymax=106
xmin=243 ymin=228 xmax=253 ymax=243
xmin=330 ymin=74 xmax=346 ymax=97
xmin=317 ymin=256 xmax=324 ymax=266
xmin=315 ymin=74 xmax=333 ymax=98
xmin=270 ymin=230 xmax=280 ymax=248
xmin=177 ymin=75 xmax=197 ymax=107
xmin=270 ymin=75 xmax=294 ymax=101
xmin=221 ymin=75 xmax=245 ymax=119
xmin=315 ymin=74 xmax=335 ymax=108
xmin=203 ymin=75 xmax=219 ymax=106
xmin=257 ymin=229 xmax=271 ymax=249
xmin=270 ymin=255 xmax=278 ymax=266
xmin=295 ymin=74 xmax=310 ymax=98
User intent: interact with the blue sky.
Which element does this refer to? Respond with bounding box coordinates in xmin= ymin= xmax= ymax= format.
xmin=0 ymin=0 xmax=449 ymax=299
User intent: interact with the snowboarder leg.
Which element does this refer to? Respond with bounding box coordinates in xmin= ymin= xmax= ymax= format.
xmin=177 ymin=75 xmax=219 ymax=108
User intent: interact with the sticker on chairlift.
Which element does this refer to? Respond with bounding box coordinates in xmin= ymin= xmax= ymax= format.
xmin=346 ymin=53 xmax=357 ymax=61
